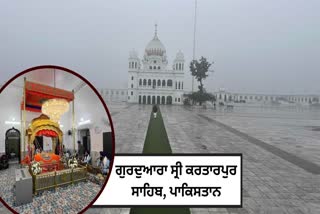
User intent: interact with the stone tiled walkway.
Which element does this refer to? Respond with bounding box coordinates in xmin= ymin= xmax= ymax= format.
xmin=85 ymin=104 xmax=320 ymax=214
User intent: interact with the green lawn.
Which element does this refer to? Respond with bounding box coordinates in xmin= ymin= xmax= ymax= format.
xmin=142 ymin=108 xmax=172 ymax=154
xmin=130 ymin=107 xmax=191 ymax=214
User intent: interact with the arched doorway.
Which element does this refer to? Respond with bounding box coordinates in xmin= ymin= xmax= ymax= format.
xmin=152 ymin=96 xmax=156 ymax=104
xmin=143 ymin=95 xmax=146 ymax=104
xmin=166 ymin=96 xmax=173 ymax=105
xmin=161 ymin=96 xmax=166 ymax=104
xmin=157 ymin=96 xmax=161 ymax=104
xmin=5 ymin=127 xmax=21 ymax=161
xmin=147 ymin=96 xmax=151 ymax=104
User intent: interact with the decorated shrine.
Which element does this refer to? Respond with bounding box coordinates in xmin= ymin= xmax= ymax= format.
xmin=18 ymin=78 xmax=87 ymax=194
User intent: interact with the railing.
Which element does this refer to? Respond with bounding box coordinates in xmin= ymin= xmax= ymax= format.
xmin=30 ymin=166 xmax=87 ymax=195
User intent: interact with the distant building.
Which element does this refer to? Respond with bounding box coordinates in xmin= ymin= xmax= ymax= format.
xmin=98 ymin=88 xmax=127 ymax=103
xmin=126 ymin=25 xmax=185 ymax=105
xmin=213 ymin=89 xmax=320 ymax=105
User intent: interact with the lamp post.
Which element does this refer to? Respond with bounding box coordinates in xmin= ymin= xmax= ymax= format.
xmin=192 ymin=0 xmax=197 ymax=93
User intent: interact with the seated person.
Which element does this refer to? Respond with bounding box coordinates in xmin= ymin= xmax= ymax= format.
xmin=101 ymin=156 xmax=110 ymax=175
xmin=82 ymin=151 xmax=91 ymax=165
xmin=96 ymin=156 xmax=103 ymax=168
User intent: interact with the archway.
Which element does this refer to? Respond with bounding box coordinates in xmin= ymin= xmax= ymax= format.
xmin=157 ymin=96 xmax=161 ymax=104
xmin=147 ymin=96 xmax=151 ymax=104
xmin=5 ymin=127 xmax=21 ymax=161
xmin=162 ymin=80 xmax=166 ymax=87
xmin=166 ymin=96 xmax=173 ymax=105
xmin=161 ymin=96 xmax=166 ymax=104
xmin=152 ymin=96 xmax=156 ymax=104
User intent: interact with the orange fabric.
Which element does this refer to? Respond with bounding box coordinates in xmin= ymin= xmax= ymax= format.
xmin=20 ymin=81 xmax=74 ymax=112
xmin=34 ymin=153 xmax=60 ymax=163
xmin=26 ymin=81 xmax=74 ymax=101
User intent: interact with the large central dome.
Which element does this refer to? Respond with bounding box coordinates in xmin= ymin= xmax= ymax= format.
xmin=145 ymin=25 xmax=166 ymax=57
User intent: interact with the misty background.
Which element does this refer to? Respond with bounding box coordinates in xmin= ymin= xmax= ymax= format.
xmin=0 ymin=0 xmax=319 ymax=94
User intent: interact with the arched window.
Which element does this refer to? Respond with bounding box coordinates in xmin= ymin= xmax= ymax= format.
xmin=175 ymin=82 xmax=177 ymax=89
xmin=153 ymin=66 xmax=156 ymax=69
xmin=139 ymin=79 xmax=142 ymax=86
xmin=176 ymin=64 xmax=178 ymax=70
xmin=157 ymin=79 xmax=161 ymax=86
xmin=153 ymin=79 xmax=156 ymax=88
xmin=162 ymin=80 xmax=166 ymax=87
xmin=161 ymin=96 xmax=166 ymax=104
xmin=181 ymin=82 xmax=183 ymax=89
xmin=143 ymin=79 xmax=147 ymax=86
xmin=167 ymin=79 xmax=173 ymax=87
xmin=149 ymin=66 xmax=152 ymax=70
xmin=129 ymin=62 xmax=131 ymax=68
xmin=131 ymin=84 xmax=133 ymax=88
xmin=179 ymin=63 xmax=181 ymax=70
xmin=148 ymin=79 xmax=152 ymax=86
xmin=135 ymin=62 xmax=137 ymax=68
xmin=178 ymin=82 xmax=180 ymax=89
xmin=158 ymin=66 xmax=160 ymax=69
xmin=182 ymin=64 xmax=184 ymax=70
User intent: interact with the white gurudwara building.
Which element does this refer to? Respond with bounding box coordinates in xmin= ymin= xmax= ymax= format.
xmin=127 ymin=25 xmax=185 ymax=105
xmin=98 ymin=25 xmax=319 ymax=106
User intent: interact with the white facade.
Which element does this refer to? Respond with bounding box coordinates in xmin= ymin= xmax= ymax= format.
xmin=127 ymin=25 xmax=185 ymax=105
xmin=99 ymin=88 xmax=127 ymax=103
xmin=213 ymin=89 xmax=320 ymax=105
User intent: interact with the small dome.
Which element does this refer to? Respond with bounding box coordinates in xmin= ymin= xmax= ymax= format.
xmin=175 ymin=50 xmax=184 ymax=60
xmin=129 ymin=49 xmax=139 ymax=59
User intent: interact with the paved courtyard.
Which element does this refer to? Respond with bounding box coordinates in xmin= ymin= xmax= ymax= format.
xmin=87 ymin=103 xmax=320 ymax=214
xmin=2 ymin=103 xmax=320 ymax=213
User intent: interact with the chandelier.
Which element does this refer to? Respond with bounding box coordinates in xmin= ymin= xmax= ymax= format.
xmin=42 ymin=98 xmax=69 ymax=122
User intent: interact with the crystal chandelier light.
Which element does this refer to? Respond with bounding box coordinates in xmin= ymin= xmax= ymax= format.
xmin=42 ymin=98 xmax=69 ymax=122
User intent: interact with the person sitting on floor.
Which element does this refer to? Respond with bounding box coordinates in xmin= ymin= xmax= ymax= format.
xmin=82 ymin=150 xmax=91 ymax=165
xmin=101 ymin=156 xmax=110 ymax=175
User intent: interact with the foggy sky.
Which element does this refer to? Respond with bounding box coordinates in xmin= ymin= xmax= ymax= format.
xmin=0 ymin=0 xmax=319 ymax=94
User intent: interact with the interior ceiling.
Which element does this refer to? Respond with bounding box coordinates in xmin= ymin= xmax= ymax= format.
xmin=0 ymin=68 xmax=112 ymax=131
xmin=4 ymin=68 xmax=84 ymax=92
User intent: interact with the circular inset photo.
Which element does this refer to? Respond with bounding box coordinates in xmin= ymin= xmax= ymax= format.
xmin=0 ymin=66 xmax=115 ymax=214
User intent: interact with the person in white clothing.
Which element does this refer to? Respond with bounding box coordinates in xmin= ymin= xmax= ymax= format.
xmin=82 ymin=150 xmax=91 ymax=165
